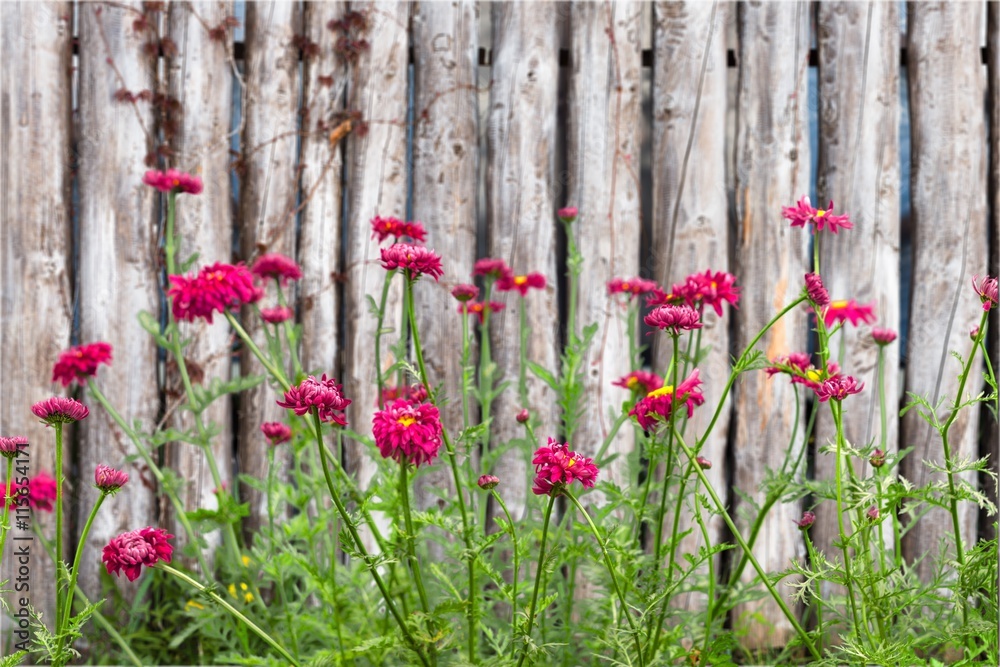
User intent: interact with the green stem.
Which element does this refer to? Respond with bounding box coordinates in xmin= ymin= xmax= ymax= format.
xmin=516 ymin=495 xmax=556 ymax=667
xmin=54 ymin=423 xmax=64 ymax=635
xmin=461 ymin=305 xmax=473 ymax=431
xmin=492 ymin=490 xmax=519 ymax=656
xmin=831 ymin=400 xmax=864 ymax=645
xmin=803 ymin=529 xmax=824 ymax=654
xmin=374 ymin=269 xmax=396 ymax=408
xmin=0 ymin=457 xmax=14 ymax=563
xmin=276 ymin=283 xmax=303 ymax=382
xmin=564 ymin=221 xmax=580 ymax=345
xmin=518 ymin=297 xmax=529 ymax=407
xmin=267 ymin=447 xmax=276 ymax=537
xmin=695 ymin=476 xmax=715 ymax=660
xmin=400 ymin=462 xmax=432 ymax=617
xmin=60 ymin=493 xmax=106 ymax=643
xmin=478 ymin=280 xmax=496 ymax=453
xmin=225 ymin=311 xmax=291 ymax=392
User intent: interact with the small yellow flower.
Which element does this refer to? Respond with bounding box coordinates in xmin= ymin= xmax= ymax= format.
xmin=186 ymin=599 xmax=204 ymax=611
xmin=241 ymin=555 xmax=251 ymax=567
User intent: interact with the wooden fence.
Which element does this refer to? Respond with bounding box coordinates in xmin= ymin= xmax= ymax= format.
xmin=1 ymin=0 xmax=998 ymax=653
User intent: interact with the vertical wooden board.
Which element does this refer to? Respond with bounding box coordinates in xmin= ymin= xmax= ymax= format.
xmin=732 ymin=1 xmax=811 ymax=649
xmin=985 ymin=1 xmax=1000 ymax=544
xmin=486 ymin=2 xmax=559 ymax=521
xmin=341 ymin=1 xmax=409 ymax=543
xmin=0 ymin=0 xmax=72 ymax=633
xmin=411 ymin=0 xmax=479 ymax=512
xmin=901 ymin=2 xmax=987 ymax=577
xmin=299 ymin=1 xmax=345 ymax=379
xmin=75 ymin=0 xmax=160 ymax=607
xmin=164 ymin=0 xmax=235 ymax=565
xmin=813 ymin=1 xmax=900 ymax=603
xmin=237 ymin=0 xmax=300 ymax=538
xmin=650 ymin=0 xmax=730 ymax=603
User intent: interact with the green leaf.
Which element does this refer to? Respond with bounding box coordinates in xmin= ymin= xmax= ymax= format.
xmin=137 ymin=310 xmax=171 ymax=349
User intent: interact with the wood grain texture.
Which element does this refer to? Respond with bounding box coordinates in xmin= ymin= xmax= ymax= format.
xmin=901 ymin=1 xmax=987 ymax=577
xmin=984 ymin=0 xmax=999 ymax=544
xmin=164 ymin=0 xmax=235 ymax=565
xmin=813 ymin=1 xmax=900 ymax=606
xmin=650 ymin=0 xmax=729 ymax=605
xmin=411 ymin=0 xmax=479 ymax=513
xmin=486 ymin=2 xmax=559 ymax=522
xmin=237 ymin=0 xmax=300 ymax=539
xmin=731 ymin=1 xmax=811 ymax=648
xmin=340 ymin=1 xmax=410 ymax=545
xmin=75 ymin=0 xmax=160 ymax=608
xmin=0 ymin=0 xmax=72 ymax=633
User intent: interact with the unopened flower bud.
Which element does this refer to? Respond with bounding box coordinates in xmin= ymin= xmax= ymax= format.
xmin=516 ymin=408 xmax=530 ymax=424
xmin=869 ymin=448 xmax=886 ymax=468
xmin=696 ymin=456 xmax=712 ymax=470
xmin=970 ymin=325 xmax=980 ymax=341
xmin=478 ymin=474 xmax=500 ymax=490
xmin=451 ymin=283 xmax=479 ymax=303
xmin=794 ymin=511 xmax=816 ymax=530
xmin=0 ymin=436 xmax=27 ymax=460
xmin=94 ymin=464 xmax=129 ymax=495
xmin=557 ymin=206 xmax=578 ymax=223
xmin=866 ymin=505 xmax=881 ymax=522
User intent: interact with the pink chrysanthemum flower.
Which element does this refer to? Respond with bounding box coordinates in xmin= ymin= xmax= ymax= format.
xmin=380 ymin=243 xmax=444 ymax=281
xmin=32 ymin=396 xmax=89 ymax=425
xmin=804 ymin=273 xmax=830 ymax=308
xmin=496 ymin=272 xmax=546 ymax=296
xmin=4 ymin=472 xmax=57 ymax=512
xmin=814 ymin=375 xmax=864 ymax=402
xmin=380 ymin=384 xmax=428 ymax=406
xmin=251 ymin=253 xmax=302 ymax=286
xmin=972 ymin=275 xmax=999 ymax=311
xmin=872 ymin=327 xmax=897 ymax=346
xmin=531 ymin=438 xmax=598 ymax=496
xmin=686 ymin=270 xmax=740 ymax=316
xmin=168 ymin=262 xmax=262 ymax=323
xmin=794 ymin=511 xmax=816 ymax=530
xmin=142 ymin=169 xmax=203 ymax=195
xmin=607 ymin=277 xmax=660 ymax=299
xmin=260 ymin=306 xmax=294 ymax=324
xmin=516 ymin=408 xmax=530 ymax=423
xmin=628 ymin=369 xmax=705 ymax=432
xmin=613 ymin=370 xmax=664 ymax=394
xmin=260 ymin=422 xmax=292 ymax=445
xmin=102 ymin=527 xmax=174 ymax=582
xmin=94 ymin=464 xmax=129 ymax=494
xmin=52 ymin=342 xmax=113 ymax=387
xmin=372 ymin=399 xmax=443 ymax=467
xmin=645 ymin=304 xmax=703 ymax=334
xmin=371 ymin=216 xmax=427 ymax=243
xmin=478 ymin=474 xmax=500 ymax=490
xmin=472 ymin=258 xmax=513 ymax=281
xmin=451 ymin=283 xmax=479 ymax=302
xmin=277 ymin=374 xmax=352 ymax=426
xmin=781 ymin=196 xmax=852 ymax=233
xmin=765 ymin=353 xmax=840 ymax=391
xmin=646 ymin=285 xmax=690 ymax=308
xmin=0 ymin=436 xmax=27 ymax=460
xmin=460 ymin=300 xmax=505 ymax=324
xmin=824 ymin=299 xmax=876 ymax=328
xmin=557 ymin=207 xmax=578 ymax=223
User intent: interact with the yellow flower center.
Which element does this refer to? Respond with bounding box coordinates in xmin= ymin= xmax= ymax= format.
xmin=172 ymin=178 xmax=180 ymax=186
xmin=567 ymin=458 xmax=576 ymax=467
xmin=208 ymin=271 xmax=225 ymax=281
xmin=710 ymin=281 xmax=718 ymax=289
xmin=626 ymin=376 xmax=639 ymax=388
xmin=830 ymin=299 xmax=848 ymax=309
xmin=514 ymin=275 xmax=528 ymax=286
xmin=398 ymin=415 xmax=416 ymax=428
xmin=805 ymin=369 xmax=824 ymax=382
xmin=816 ymin=209 xmax=826 ymax=217
xmin=647 ymin=385 xmax=674 ymax=399
xmin=621 ymin=282 xmax=631 ymax=290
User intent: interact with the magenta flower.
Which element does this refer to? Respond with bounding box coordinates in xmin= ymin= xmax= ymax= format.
xmin=371 ymin=216 xmax=427 ymax=244
xmin=871 ymin=327 xmax=897 ymax=346
xmin=167 ymin=262 xmax=263 ymax=323
xmin=645 ymin=304 xmax=703 ymax=334
xmin=686 ymin=270 xmax=740 ymax=316
xmin=814 ymin=375 xmax=864 ymax=402
xmin=3 ymin=472 xmax=57 ymax=512
xmin=460 ymin=300 xmax=505 ymax=324
xmin=380 ymin=384 xmax=428 ymax=406
xmin=971 ymin=326 xmax=981 ymax=340
xmin=276 ymin=375 xmax=352 ymax=426
xmin=260 ymin=306 xmax=294 ymax=324
xmin=251 ymin=253 xmax=302 ymax=286
xmin=102 ymin=527 xmax=174 ymax=581
xmin=557 ymin=207 xmax=578 ymax=223
xmin=142 ymin=169 xmax=203 ymax=195
xmin=496 ymin=272 xmax=546 ymax=296
xmin=866 ymin=505 xmax=881 ymax=522
xmin=628 ymin=369 xmax=705 ymax=432
xmin=607 ymin=277 xmax=660 ymax=299
xmin=646 ymin=284 xmax=691 ymax=308
xmin=794 ymin=511 xmax=816 ymax=530
xmin=451 ymin=283 xmax=479 ymax=302
xmin=782 ymin=196 xmax=852 ymax=233
xmin=804 ymin=273 xmax=830 ymax=308
xmin=478 ymin=474 xmax=500 ymax=490
xmin=696 ymin=456 xmax=712 ymax=470
xmin=972 ymin=275 xmax=998 ymax=311
xmin=260 ymin=422 xmax=292 ymax=445
xmin=52 ymin=342 xmax=113 ymax=387
xmin=94 ymin=464 xmax=129 ymax=495
xmin=0 ymin=436 xmax=27 ymax=460
xmin=380 ymin=243 xmax=444 ymax=281
xmin=372 ymin=399 xmax=443 ymax=467
xmin=516 ymin=408 xmax=530 ymax=423
xmin=32 ymin=397 xmax=89 ymax=425
xmin=472 ymin=258 xmax=513 ymax=281
xmin=612 ymin=370 xmax=663 ymax=394
xmin=824 ymin=299 xmax=876 ymax=327
xmin=531 ymin=438 xmax=599 ymax=496
xmin=765 ymin=353 xmax=839 ymax=391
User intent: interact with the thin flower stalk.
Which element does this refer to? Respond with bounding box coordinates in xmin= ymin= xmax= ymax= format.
xmin=275 ymin=283 xmax=303 ymax=382
xmin=59 ymin=493 xmax=107 ymax=640
xmin=694 ymin=474 xmax=715 ymax=661
xmin=516 ymin=494 xmax=556 ymax=667
xmin=399 ymin=462 xmax=432 ymax=619
xmin=489 ymin=488 xmax=518 ymax=655
xmin=518 ymin=297 xmax=529 ymax=406
xmin=830 ymin=399 xmax=865 ymax=645
xmin=0 ymin=457 xmax=14 ymax=562
xmin=375 ymin=269 xmax=396 ymax=407
xmin=54 ymin=422 xmax=66 ymax=635
xmin=477 ymin=279 xmax=497 ymax=455
xmin=803 ymin=527 xmax=824 ymax=654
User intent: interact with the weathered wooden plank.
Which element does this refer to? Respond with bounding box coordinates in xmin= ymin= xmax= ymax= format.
xmin=731 ymin=1 xmax=811 ymax=648
xmin=411 ymin=0 xmax=479 ymax=513
xmin=0 ymin=0 xmax=72 ymax=632
xmin=164 ymin=0 xmax=235 ymax=565
xmin=813 ymin=1 xmax=901 ymax=607
xmin=901 ymin=1 xmax=987 ymax=577
xmin=984 ymin=0 xmax=1000 ymax=544
xmin=75 ymin=0 xmax=160 ymax=606
xmin=340 ymin=1 xmax=410 ymax=545
xmin=237 ymin=0 xmax=300 ymax=539
xmin=650 ymin=0 xmax=729 ymax=607
xmin=486 ymin=2 xmax=560 ymax=521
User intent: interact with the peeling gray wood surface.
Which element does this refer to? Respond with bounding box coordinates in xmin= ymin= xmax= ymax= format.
xmin=985 ymin=0 xmax=999 ymax=543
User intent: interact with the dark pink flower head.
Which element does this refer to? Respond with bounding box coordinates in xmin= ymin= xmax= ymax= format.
xmin=472 ymin=258 xmax=513 ymax=281
xmin=0 ymin=436 xmax=28 ymax=460
xmin=4 ymin=472 xmax=57 ymax=512
xmin=782 ymin=196 xmax=852 ymax=233
xmin=260 ymin=306 xmax=294 ymax=324
xmin=824 ymin=299 xmax=876 ymax=328
xmin=497 ymin=272 xmax=546 ymax=296
xmin=686 ymin=270 xmax=740 ymax=316
xmin=102 ymin=527 xmax=174 ymax=582
xmin=794 ymin=511 xmax=816 ymax=530
xmin=804 ymin=273 xmax=830 ymax=308
xmin=260 ymin=422 xmax=292 ymax=445
xmin=372 ymin=399 xmax=443 ymax=467
xmin=276 ymin=374 xmax=352 ymax=426
xmin=646 ymin=284 xmax=691 ymax=308
xmin=142 ymin=169 xmax=203 ymax=195
xmin=871 ymin=327 xmax=897 ymax=346
xmin=531 ymin=438 xmax=599 ymax=496
xmin=477 ymin=474 xmax=500 ymax=490
xmin=971 ymin=325 xmax=981 ymax=341
xmin=94 ymin=464 xmax=129 ymax=494
xmin=380 ymin=243 xmax=444 ymax=281
xmin=645 ymin=304 xmax=703 ymax=335
xmin=168 ymin=262 xmax=262 ymax=323
xmin=557 ymin=207 xmax=578 ymax=223
xmin=251 ymin=253 xmax=302 ymax=286
xmin=451 ymin=283 xmax=479 ymax=303
xmin=972 ymin=275 xmax=999 ymax=311
xmin=371 ymin=216 xmax=427 ymax=244
xmin=607 ymin=277 xmax=660 ymax=299
xmin=628 ymin=369 xmax=705 ymax=432
xmin=696 ymin=456 xmax=712 ymax=470
xmin=32 ymin=397 xmax=89 ymax=425
xmin=460 ymin=300 xmax=505 ymax=324
xmin=613 ymin=370 xmax=664 ymax=395
xmin=52 ymin=342 xmax=113 ymax=387
xmin=814 ymin=375 xmax=864 ymax=402
xmin=765 ymin=353 xmax=839 ymax=391
xmin=516 ymin=408 xmax=530 ymax=423
xmin=869 ymin=448 xmax=886 ymax=468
